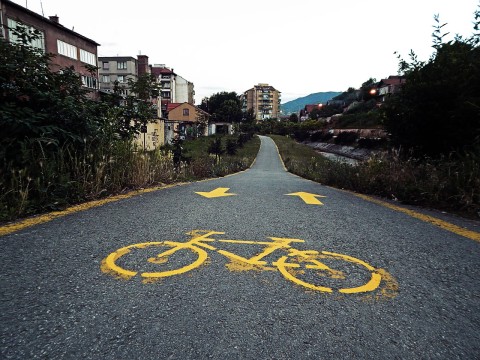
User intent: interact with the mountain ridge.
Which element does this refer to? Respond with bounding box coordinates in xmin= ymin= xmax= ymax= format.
xmin=281 ymin=91 xmax=342 ymax=114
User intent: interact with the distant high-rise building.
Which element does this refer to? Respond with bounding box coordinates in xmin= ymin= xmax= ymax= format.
xmin=242 ymin=83 xmax=281 ymax=121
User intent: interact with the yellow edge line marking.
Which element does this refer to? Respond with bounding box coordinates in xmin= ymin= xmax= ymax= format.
xmin=354 ymin=193 xmax=480 ymax=243
xmin=268 ymin=135 xmax=479 ymax=243
xmin=0 ymin=183 xmax=184 ymax=237
xmin=1 ymin=137 xmax=261 ymax=237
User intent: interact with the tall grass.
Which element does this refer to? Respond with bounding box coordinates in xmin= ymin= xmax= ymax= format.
xmin=271 ymin=135 xmax=480 ymax=218
xmin=0 ymin=135 xmax=260 ymax=222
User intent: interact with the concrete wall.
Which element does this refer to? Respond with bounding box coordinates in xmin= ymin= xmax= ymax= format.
xmin=133 ymin=120 xmax=165 ymax=150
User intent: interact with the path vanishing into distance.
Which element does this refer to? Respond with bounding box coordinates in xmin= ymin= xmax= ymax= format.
xmin=1 ymin=135 xmax=479 ymax=359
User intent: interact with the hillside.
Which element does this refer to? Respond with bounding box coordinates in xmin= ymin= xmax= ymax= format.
xmin=281 ymin=91 xmax=342 ymax=114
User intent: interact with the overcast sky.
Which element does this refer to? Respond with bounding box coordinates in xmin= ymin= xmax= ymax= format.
xmin=11 ymin=0 xmax=479 ymax=103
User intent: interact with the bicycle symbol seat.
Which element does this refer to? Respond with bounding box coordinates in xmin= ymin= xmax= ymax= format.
xmin=101 ymin=230 xmax=398 ymax=297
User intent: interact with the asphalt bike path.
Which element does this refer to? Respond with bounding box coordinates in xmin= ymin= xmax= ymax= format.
xmin=1 ymin=135 xmax=479 ymax=359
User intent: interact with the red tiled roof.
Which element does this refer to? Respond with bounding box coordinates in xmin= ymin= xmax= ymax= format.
xmin=151 ymin=67 xmax=175 ymax=77
xmin=379 ymin=76 xmax=406 ymax=86
xmin=167 ymin=103 xmax=181 ymax=112
xmin=305 ymin=104 xmax=320 ymax=112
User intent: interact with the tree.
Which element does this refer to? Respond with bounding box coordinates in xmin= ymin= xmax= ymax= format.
xmin=204 ymin=92 xmax=239 ymax=113
xmin=202 ymin=92 xmax=242 ymax=123
xmin=208 ymin=137 xmax=224 ymax=162
xmin=0 ymin=25 xmax=105 ymax=168
xmin=125 ymin=74 xmax=159 ymax=139
xmin=383 ymin=10 xmax=480 ymax=156
xmin=215 ymin=99 xmax=243 ymax=123
xmin=239 ymin=108 xmax=256 ymax=133
xmin=225 ymin=138 xmax=238 ymax=155
xmin=289 ymin=113 xmax=299 ymax=122
xmin=360 ymin=77 xmax=377 ymax=101
xmin=195 ymin=108 xmax=209 ymax=137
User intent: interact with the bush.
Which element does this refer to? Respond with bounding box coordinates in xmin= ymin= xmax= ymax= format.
xmin=226 ymin=138 xmax=238 ymax=155
xmin=334 ymin=132 xmax=358 ymax=145
xmin=334 ymin=110 xmax=383 ymax=129
xmin=357 ymin=137 xmax=387 ymax=149
xmin=208 ymin=137 xmax=224 ymax=160
xmin=310 ymin=131 xmax=323 ymax=142
xmin=271 ymin=135 xmax=480 ymax=218
xmin=292 ymin=129 xmax=310 ymax=142
xmin=310 ymin=131 xmax=333 ymax=142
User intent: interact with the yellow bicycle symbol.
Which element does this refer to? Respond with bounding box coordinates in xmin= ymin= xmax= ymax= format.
xmin=101 ymin=230 xmax=397 ymax=296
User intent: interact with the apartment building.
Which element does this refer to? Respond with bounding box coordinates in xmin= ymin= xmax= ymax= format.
xmin=98 ymin=56 xmax=138 ymax=96
xmin=0 ymin=0 xmax=100 ymax=93
xmin=175 ymin=75 xmax=195 ymax=104
xmin=242 ymin=83 xmax=281 ymax=121
xmin=151 ymin=64 xmax=195 ymax=118
xmin=98 ymin=54 xmax=153 ymax=96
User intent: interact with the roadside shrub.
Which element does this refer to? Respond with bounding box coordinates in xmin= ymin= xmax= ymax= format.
xmin=335 ymin=111 xmax=383 ymax=129
xmin=272 ymin=135 xmax=480 ymax=218
xmin=310 ymin=131 xmax=333 ymax=142
xmin=310 ymin=131 xmax=323 ymax=142
xmin=334 ymin=132 xmax=358 ymax=145
xmin=188 ymin=156 xmax=214 ymax=179
xmin=208 ymin=137 xmax=224 ymax=161
xmin=292 ymin=129 xmax=310 ymax=142
xmin=226 ymin=138 xmax=238 ymax=155
xmin=357 ymin=137 xmax=387 ymax=149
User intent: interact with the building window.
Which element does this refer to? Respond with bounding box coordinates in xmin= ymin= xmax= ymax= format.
xmin=102 ymin=75 xmax=110 ymax=83
xmin=80 ymin=49 xmax=96 ymax=66
xmin=57 ymin=39 xmax=77 ymax=59
xmin=81 ymin=75 xmax=97 ymax=89
xmin=117 ymin=75 xmax=125 ymax=83
xmin=102 ymin=62 xmax=109 ymax=70
xmin=183 ymin=109 xmax=189 ymax=116
xmin=161 ymin=91 xmax=170 ymax=99
xmin=117 ymin=61 xmax=127 ymax=70
xmin=7 ymin=18 xmax=45 ymax=51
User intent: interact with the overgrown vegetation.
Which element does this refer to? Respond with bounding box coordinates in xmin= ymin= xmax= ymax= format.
xmin=271 ymin=135 xmax=479 ymax=218
xmin=0 ymin=131 xmax=259 ymax=222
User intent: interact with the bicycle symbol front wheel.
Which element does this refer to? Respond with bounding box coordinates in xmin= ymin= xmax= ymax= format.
xmin=274 ymin=251 xmax=382 ymax=294
xmin=102 ymin=241 xmax=208 ymax=280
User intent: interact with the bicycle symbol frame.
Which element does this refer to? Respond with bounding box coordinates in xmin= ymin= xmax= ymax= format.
xmin=101 ymin=230 xmax=396 ymax=295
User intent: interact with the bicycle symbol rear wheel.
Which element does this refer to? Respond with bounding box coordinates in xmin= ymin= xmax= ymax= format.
xmin=102 ymin=241 xmax=208 ymax=280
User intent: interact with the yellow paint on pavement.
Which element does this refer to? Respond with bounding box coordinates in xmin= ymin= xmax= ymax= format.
xmin=195 ymin=187 xmax=237 ymax=198
xmin=321 ymin=251 xmax=381 ymax=294
xmin=286 ymin=192 xmax=327 ymax=205
xmin=274 ymin=256 xmax=333 ymax=293
xmin=354 ymin=193 xmax=480 ymax=243
xmin=101 ymin=229 xmax=397 ymax=298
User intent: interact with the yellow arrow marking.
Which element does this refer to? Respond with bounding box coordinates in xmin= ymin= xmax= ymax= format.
xmin=286 ymin=192 xmax=326 ymax=205
xmin=195 ymin=187 xmax=237 ymax=198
